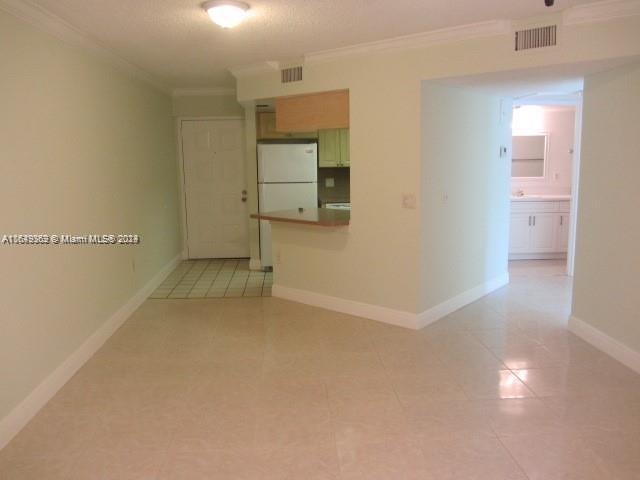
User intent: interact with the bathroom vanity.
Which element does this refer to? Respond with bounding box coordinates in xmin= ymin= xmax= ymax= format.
xmin=509 ymin=196 xmax=571 ymax=260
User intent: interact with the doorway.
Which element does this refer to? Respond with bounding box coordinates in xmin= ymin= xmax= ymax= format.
xmin=180 ymin=118 xmax=249 ymax=259
xmin=508 ymin=102 xmax=580 ymax=275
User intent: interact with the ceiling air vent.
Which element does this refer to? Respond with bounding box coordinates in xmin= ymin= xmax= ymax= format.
xmin=281 ymin=66 xmax=303 ymax=83
xmin=515 ymin=25 xmax=557 ymax=51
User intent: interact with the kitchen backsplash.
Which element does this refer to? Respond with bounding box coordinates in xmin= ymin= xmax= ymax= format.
xmin=318 ymin=167 xmax=350 ymax=205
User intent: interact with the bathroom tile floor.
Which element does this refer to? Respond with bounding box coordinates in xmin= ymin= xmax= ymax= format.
xmin=149 ymin=259 xmax=272 ymax=299
xmin=2 ymin=260 xmax=640 ymax=479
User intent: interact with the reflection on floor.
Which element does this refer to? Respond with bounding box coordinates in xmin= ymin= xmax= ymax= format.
xmin=2 ymin=260 xmax=640 ymax=479
xmin=150 ymin=258 xmax=272 ymax=299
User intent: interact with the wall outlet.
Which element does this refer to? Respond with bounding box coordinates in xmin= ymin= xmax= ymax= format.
xmin=325 ymin=177 xmax=335 ymax=188
xmin=402 ymin=193 xmax=417 ymax=209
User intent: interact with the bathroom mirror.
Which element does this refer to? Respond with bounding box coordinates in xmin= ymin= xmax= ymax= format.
xmin=512 ymin=134 xmax=548 ymax=178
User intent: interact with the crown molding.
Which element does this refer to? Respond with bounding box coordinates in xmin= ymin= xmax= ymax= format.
xmin=229 ymin=61 xmax=280 ymax=79
xmin=563 ymin=0 xmax=640 ymax=26
xmin=228 ymin=21 xmax=511 ymax=77
xmin=304 ymin=20 xmax=512 ymax=65
xmin=0 ymin=0 xmax=171 ymax=94
xmin=172 ymin=87 xmax=236 ymax=97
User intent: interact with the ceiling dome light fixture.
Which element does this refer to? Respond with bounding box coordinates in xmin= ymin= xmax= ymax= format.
xmin=203 ymin=0 xmax=250 ymax=28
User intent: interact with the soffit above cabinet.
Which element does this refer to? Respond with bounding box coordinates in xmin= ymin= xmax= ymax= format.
xmin=276 ymin=90 xmax=349 ymax=132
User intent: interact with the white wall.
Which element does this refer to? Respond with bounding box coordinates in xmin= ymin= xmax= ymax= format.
xmin=572 ymin=62 xmax=640 ymax=357
xmin=0 ymin=10 xmax=181 ymax=425
xmin=172 ymin=94 xmax=243 ymax=117
xmin=512 ymin=105 xmax=576 ymax=195
xmin=420 ymin=84 xmax=511 ymax=312
xmin=236 ymin=13 xmax=640 ymax=317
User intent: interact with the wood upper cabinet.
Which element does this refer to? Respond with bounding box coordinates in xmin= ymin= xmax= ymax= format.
xmin=276 ymin=90 xmax=349 ymax=132
xmin=318 ymin=128 xmax=349 ymax=168
xmin=256 ymin=112 xmax=317 ymax=139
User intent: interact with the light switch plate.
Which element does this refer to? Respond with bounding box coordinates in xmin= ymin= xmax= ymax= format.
xmin=325 ymin=177 xmax=335 ymax=188
xmin=402 ymin=193 xmax=417 ymax=209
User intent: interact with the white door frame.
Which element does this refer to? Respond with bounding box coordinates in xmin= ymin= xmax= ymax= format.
xmin=175 ymin=116 xmax=246 ymax=260
xmin=567 ymin=97 xmax=583 ymax=277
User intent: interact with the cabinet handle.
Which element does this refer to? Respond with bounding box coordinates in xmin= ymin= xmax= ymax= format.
xmin=528 ymin=216 xmax=531 ymax=226
xmin=560 ymin=215 xmax=563 ymax=226
xmin=533 ymin=216 xmax=536 ymax=226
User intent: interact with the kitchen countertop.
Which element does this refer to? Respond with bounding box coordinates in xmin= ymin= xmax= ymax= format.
xmin=510 ymin=195 xmax=571 ymax=202
xmin=251 ymin=208 xmax=350 ymax=227
xmin=320 ymin=198 xmax=350 ymax=205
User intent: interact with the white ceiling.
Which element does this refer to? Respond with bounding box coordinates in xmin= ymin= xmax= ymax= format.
xmin=29 ymin=0 xmax=602 ymax=90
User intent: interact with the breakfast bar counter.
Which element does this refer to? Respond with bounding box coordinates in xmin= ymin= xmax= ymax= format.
xmin=251 ymin=208 xmax=350 ymax=227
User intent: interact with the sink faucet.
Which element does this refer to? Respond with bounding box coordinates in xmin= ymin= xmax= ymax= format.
xmin=514 ymin=189 xmax=525 ymax=197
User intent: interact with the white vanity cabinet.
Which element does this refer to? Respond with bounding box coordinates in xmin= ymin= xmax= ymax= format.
xmin=509 ymin=199 xmax=570 ymax=259
xmin=556 ymin=211 xmax=570 ymax=251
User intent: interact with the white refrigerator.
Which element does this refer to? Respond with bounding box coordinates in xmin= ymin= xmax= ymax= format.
xmin=258 ymin=143 xmax=318 ymax=268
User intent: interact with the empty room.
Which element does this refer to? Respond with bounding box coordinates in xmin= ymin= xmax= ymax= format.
xmin=1 ymin=0 xmax=639 ymax=478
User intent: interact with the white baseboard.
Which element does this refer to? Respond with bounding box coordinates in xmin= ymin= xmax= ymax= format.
xmin=416 ymin=272 xmax=510 ymax=329
xmin=272 ymin=272 xmax=509 ymax=331
xmin=249 ymin=258 xmax=262 ymax=271
xmin=509 ymin=253 xmax=567 ymax=261
xmin=569 ymin=315 xmax=640 ymax=375
xmin=272 ymin=284 xmax=419 ymax=329
xmin=0 ymin=253 xmax=181 ymax=451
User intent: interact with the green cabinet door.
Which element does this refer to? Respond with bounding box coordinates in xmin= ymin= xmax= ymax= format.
xmin=339 ymin=128 xmax=350 ymax=167
xmin=319 ymin=128 xmax=349 ymax=168
xmin=318 ymin=129 xmax=341 ymax=167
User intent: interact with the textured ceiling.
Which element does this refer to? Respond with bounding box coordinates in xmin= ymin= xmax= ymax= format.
xmin=30 ymin=0 xmax=601 ymax=89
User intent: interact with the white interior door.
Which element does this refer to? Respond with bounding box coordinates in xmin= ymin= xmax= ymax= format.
xmin=181 ymin=119 xmax=249 ymax=259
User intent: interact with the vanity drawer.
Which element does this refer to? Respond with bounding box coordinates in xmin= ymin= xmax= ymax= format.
xmin=511 ymin=201 xmax=558 ymax=213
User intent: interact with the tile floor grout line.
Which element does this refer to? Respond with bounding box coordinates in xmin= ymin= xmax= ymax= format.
xmin=185 ymin=259 xmax=211 ymax=298
xmin=225 ymin=259 xmax=240 ymax=297
xmin=493 ymin=426 xmax=533 ymax=480
xmin=237 ymin=263 xmax=252 ymax=297
xmin=174 ymin=260 xmax=207 ymax=295
xmin=203 ymin=261 xmax=224 ymax=298
xmin=164 ymin=260 xmax=198 ymax=298
xmin=210 ymin=260 xmax=226 ymax=297
xmin=150 ymin=258 xmax=281 ymax=299
xmin=322 ymin=378 xmax=343 ymax=479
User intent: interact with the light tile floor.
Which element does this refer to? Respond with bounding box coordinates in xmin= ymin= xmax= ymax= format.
xmin=2 ymin=260 xmax=640 ymax=479
xmin=150 ymin=259 xmax=272 ymax=299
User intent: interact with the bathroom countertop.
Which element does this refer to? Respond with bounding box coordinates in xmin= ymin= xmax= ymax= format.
xmin=510 ymin=195 xmax=571 ymax=202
